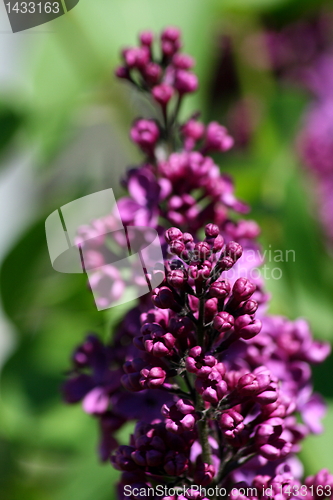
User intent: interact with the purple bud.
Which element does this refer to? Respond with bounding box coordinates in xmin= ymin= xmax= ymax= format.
xmin=172 ymin=53 xmax=195 ymax=69
xmin=255 ymin=418 xmax=283 ymax=446
xmin=112 ymin=445 xmax=137 ymax=471
xmin=123 ymin=46 xmax=150 ymax=69
xmin=139 ymin=30 xmax=154 ymax=46
xmin=195 ymin=364 xmax=227 ymax=405
xmin=121 ymin=373 xmax=142 ymax=392
xmin=152 ymin=84 xmax=174 ymax=105
xmin=169 ymin=239 xmax=185 ymax=256
xmin=213 ymin=311 xmax=234 ymax=333
xmin=181 ymin=119 xmax=204 ymax=150
xmin=174 ymin=70 xmax=198 ymax=94
xmin=186 ymin=346 xmax=216 ymax=377
xmin=237 ymin=299 xmax=258 ymax=315
xmin=194 ymin=241 xmax=211 ymax=260
xmin=259 ymin=440 xmax=292 ymax=460
xmin=165 ymin=227 xmax=183 ymax=243
xmin=204 ymin=122 xmax=234 ymax=152
xmin=235 ymin=315 xmax=262 ymax=339
xmin=161 ymin=40 xmax=177 ymax=57
xmin=212 ymin=234 xmax=224 ymax=252
xmin=115 ymin=66 xmax=130 ymax=79
xmin=218 ymin=255 xmax=234 ymax=271
xmin=205 ymin=223 xmax=220 ymax=238
xmin=152 ymin=286 xmax=181 ymax=312
xmin=164 ymin=451 xmax=188 ymax=476
xmin=237 ymin=370 xmax=271 ymax=398
xmin=183 ymin=232 xmax=194 ymax=244
xmin=225 ymin=241 xmax=243 ymax=261
xmin=232 ymin=277 xmax=256 ymax=301
xmin=194 ymin=462 xmax=215 ymax=486
xmin=144 ymin=332 xmax=176 ymax=357
xmin=143 ymin=62 xmax=162 ymax=85
xmin=209 ymin=280 xmax=231 ymax=299
xmin=204 ymin=298 xmax=218 ymax=323
xmin=140 ymin=367 xmax=166 ymax=388
xmin=220 ymin=409 xmax=244 ymax=430
xmin=162 ymin=399 xmax=196 ymax=434
xmin=167 ymin=269 xmax=187 ymax=288
xmin=255 ymin=388 xmax=278 ymax=405
xmin=130 ymin=119 xmax=159 ymax=153
xmin=161 ymin=26 xmax=181 ymax=43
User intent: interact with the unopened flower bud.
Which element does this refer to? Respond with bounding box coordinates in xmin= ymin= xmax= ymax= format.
xmin=237 ymin=299 xmax=258 ymax=315
xmin=194 ymin=462 xmax=215 ymax=486
xmin=115 ymin=66 xmax=130 ymax=79
xmin=204 ymin=298 xmax=218 ymax=322
xmin=130 ymin=119 xmax=159 ymax=153
xmin=214 ymin=311 xmax=234 ymax=333
xmin=255 ymin=418 xmax=283 ymax=446
xmin=235 ymin=315 xmax=262 ymax=339
xmin=161 ymin=26 xmax=181 ymax=43
xmin=172 ymin=53 xmax=195 ymax=69
xmin=169 ymin=239 xmax=185 ymax=256
xmin=139 ymin=30 xmax=154 ymax=46
xmin=212 ymin=234 xmax=224 ymax=252
xmin=123 ymin=46 xmax=149 ymax=69
xmin=152 ymin=286 xmax=181 ymax=311
xmin=225 ymin=241 xmax=243 ymax=261
xmin=181 ymin=119 xmax=204 ymax=142
xmin=167 ymin=269 xmax=187 ymax=288
xmin=194 ymin=242 xmax=211 ymax=260
xmin=152 ymin=84 xmax=174 ymax=105
xmin=174 ymin=70 xmax=198 ymax=94
xmin=232 ymin=278 xmax=256 ymax=301
xmin=209 ymin=280 xmax=231 ymax=299
xmin=140 ymin=367 xmax=166 ymax=388
xmin=218 ymin=256 xmax=234 ymax=271
xmin=205 ymin=223 xmax=220 ymax=238
xmin=237 ymin=370 xmax=270 ymax=397
xmin=165 ymin=227 xmax=183 ymax=243
xmin=204 ymin=122 xmax=234 ymax=152
xmin=183 ymin=232 xmax=194 ymax=244
xmin=259 ymin=440 xmax=292 ymax=460
xmin=164 ymin=451 xmax=188 ymax=476
xmin=143 ymin=62 xmax=162 ymax=84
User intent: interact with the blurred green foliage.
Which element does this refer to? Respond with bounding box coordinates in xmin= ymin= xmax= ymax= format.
xmin=1 ymin=0 xmax=333 ymax=498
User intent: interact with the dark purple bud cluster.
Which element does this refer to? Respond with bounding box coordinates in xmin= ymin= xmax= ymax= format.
xmin=111 ymin=420 xmax=195 ymax=482
xmin=181 ymin=119 xmax=234 ymax=154
xmin=115 ymin=26 xmax=197 ymax=107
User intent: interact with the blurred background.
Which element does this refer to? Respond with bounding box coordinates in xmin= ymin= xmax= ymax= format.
xmin=1 ymin=0 xmax=333 ymax=498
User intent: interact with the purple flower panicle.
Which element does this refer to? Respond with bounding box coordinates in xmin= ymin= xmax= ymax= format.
xmin=62 ymin=27 xmax=332 ymax=499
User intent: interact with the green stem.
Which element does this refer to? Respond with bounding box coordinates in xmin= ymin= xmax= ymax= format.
xmin=195 ymin=295 xmax=212 ymax=480
xmin=197 ymin=395 xmax=212 ymax=465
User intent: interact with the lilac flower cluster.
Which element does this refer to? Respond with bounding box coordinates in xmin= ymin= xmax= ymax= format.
xmin=62 ymin=28 xmax=332 ymax=500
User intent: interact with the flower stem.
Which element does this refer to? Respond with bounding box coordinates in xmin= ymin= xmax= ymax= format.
xmin=197 ymin=395 xmax=212 ymax=465
xmin=196 ymin=295 xmax=212 ymax=467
